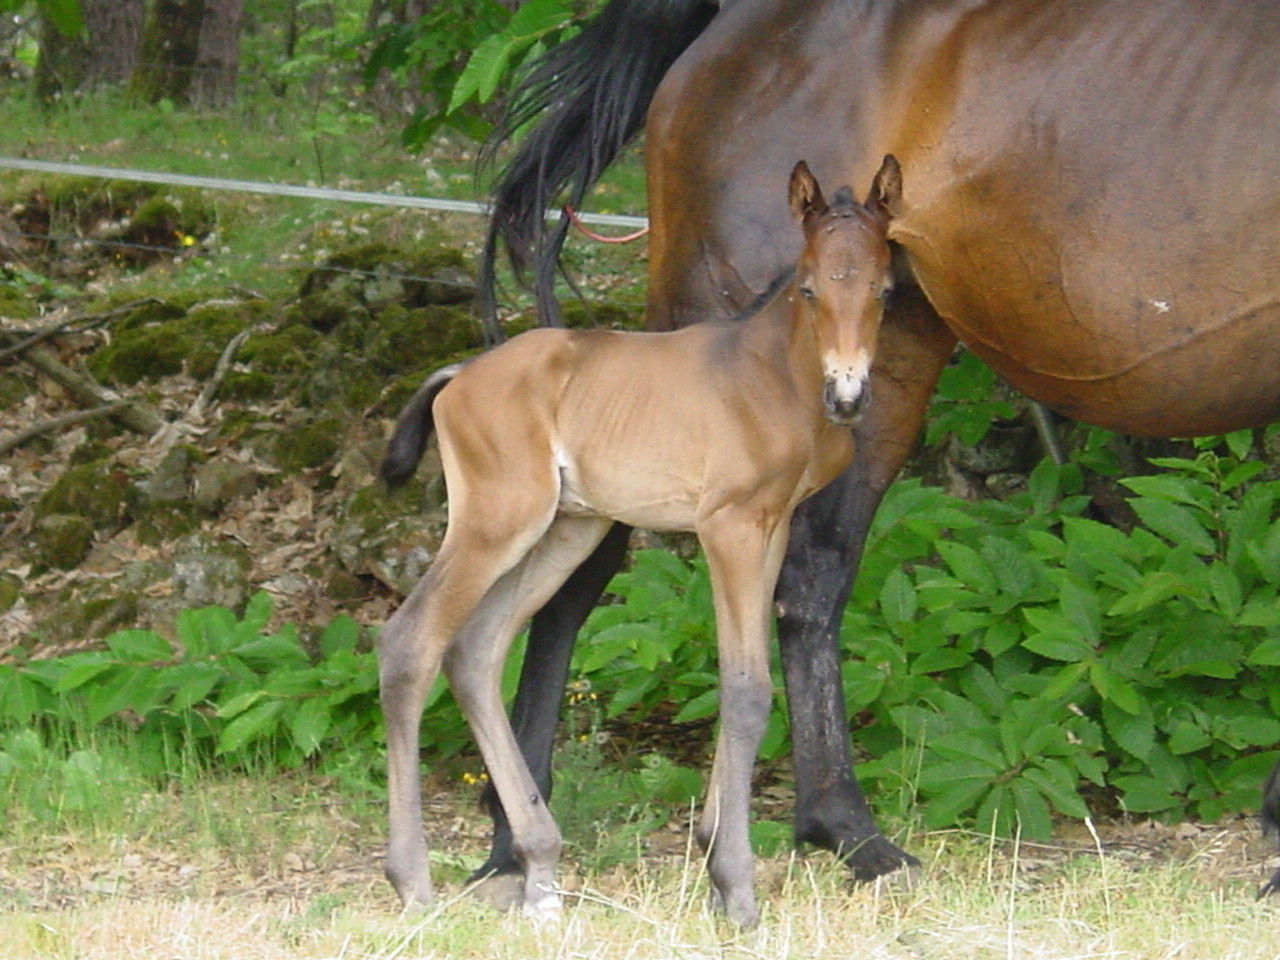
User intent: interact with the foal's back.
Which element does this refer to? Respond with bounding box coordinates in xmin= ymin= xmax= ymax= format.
xmin=433 ymin=320 xmax=852 ymax=534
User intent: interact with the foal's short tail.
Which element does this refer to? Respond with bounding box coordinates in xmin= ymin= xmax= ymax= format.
xmin=380 ymin=364 xmax=463 ymax=489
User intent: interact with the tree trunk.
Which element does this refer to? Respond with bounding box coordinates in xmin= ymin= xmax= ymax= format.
xmin=33 ymin=0 xmax=145 ymax=100
xmin=84 ymin=0 xmax=145 ymax=88
xmin=192 ymin=0 xmax=243 ymax=108
xmin=130 ymin=0 xmax=205 ymax=104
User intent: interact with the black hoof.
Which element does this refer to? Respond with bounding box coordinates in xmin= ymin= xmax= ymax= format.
xmin=843 ymin=833 xmax=921 ymax=884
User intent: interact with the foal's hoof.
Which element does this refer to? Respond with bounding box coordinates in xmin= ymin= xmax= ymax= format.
xmin=1258 ymin=865 xmax=1280 ymax=899
xmin=522 ymin=888 xmax=564 ymax=925
xmin=467 ymin=871 xmax=526 ymax=911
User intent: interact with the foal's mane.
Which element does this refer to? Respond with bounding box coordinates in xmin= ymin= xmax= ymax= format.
xmin=731 ymin=265 xmax=798 ymax=324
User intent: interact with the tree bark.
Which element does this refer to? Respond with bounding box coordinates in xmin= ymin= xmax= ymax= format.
xmin=130 ymin=0 xmax=205 ymax=104
xmin=34 ymin=0 xmax=144 ymax=99
xmin=192 ymin=0 xmax=243 ymax=108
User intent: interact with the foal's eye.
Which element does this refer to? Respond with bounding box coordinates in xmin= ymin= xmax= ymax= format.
xmin=800 ymin=285 xmax=816 ymax=300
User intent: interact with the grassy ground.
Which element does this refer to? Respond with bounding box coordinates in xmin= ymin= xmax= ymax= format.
xmin=2 ymin=764 xmax=1278 ymax=960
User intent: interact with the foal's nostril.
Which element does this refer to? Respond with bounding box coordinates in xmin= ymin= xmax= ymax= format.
xmin=823 ymin=377 xmax=870 ymax=426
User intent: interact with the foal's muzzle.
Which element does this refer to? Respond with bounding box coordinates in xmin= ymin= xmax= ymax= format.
xmin=824 ymin=376 xmax=870 ymax=426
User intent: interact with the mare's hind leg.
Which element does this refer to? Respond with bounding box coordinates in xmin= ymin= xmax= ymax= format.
xmin=444 ymin=515 xmax=614 ymax=918
xmin=694 ymin=511 xmax=791 ymax=929
xmin=474 ymin=521 xmax=633 ymax=884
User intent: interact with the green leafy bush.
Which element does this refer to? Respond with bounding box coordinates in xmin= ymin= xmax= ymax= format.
xmin=0 ymin=593 xmax=384 ymax=777
xmin=568 ymin=441 xmax=1280 ymax=839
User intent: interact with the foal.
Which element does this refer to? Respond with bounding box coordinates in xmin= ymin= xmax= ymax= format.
xmin=378 ymin=158 xmax=901 ymax=927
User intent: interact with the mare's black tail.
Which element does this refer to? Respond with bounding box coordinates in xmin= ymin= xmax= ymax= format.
xmin=479 ymin=0 xmax=718 ymax=337
xmin=380 ymin=364 xmax=463 ymax=488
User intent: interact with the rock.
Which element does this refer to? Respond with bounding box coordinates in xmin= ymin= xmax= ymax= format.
xmin=331 ymin=484 xmax=443 ymax=595
xmin=33 ymin=513 xmax=94 ymax=570
xmin=192 ymin=460 xmax=259 ymax=513
xmin=171 ymin=533 xmax=252 ymax=610
xmin=134 ymin=445 xmax=200 ymax=503
xmin=36 ymin=460 xmax=129 ymax=530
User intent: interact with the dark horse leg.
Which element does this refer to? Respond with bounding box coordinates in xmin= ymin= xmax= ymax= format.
xmin=776 ymin=286 xmax=955 ymax=877
xmin=470 ymin=521 xmax=632 ymax=882
xmin=1260 ymin=762 xmax=1280 ymax=895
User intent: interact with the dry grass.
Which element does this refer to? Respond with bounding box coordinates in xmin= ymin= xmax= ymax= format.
xmin=2 ymin=774 xmax=1279 ymax=960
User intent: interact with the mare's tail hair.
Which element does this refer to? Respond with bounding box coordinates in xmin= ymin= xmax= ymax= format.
xmin=380 ymin=364 xmax=464 ymax=489
xmin=479 ymin=0 xmax=718 ymax=337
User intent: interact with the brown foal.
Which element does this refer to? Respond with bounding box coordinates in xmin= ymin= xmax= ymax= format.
xmin=377 ymin=158 xmax=900 ymax=927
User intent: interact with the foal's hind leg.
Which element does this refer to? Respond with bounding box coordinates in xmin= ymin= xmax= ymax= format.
xmin=444 ymin=515 xmax=614 ymax=918
xmin=381 ymin=518 xmax=559 ymax=910
xmin=474 ymin=521 xmax=633 ymax=885
xmin=694 ymin=511 xmax=791 ymax=929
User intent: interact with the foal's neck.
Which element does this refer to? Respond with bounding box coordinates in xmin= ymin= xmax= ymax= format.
xmin=736 ymin=285 xmax=828 ymax=409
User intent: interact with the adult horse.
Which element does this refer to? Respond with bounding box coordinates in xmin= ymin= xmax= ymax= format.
xmin=474 ymin=0 xmax=1280 ymax=893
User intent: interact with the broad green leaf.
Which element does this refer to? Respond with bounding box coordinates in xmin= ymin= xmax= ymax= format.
xmin=217 ymin=699 xmax=287 ymax=755
xmin=672 ymin=687 xmax=719 ymax=724
xmin=1059 ymin=578 xmax=1101 ymax=643
xmin=321 ymin=614 xmax=361 ymax=657
xmin=1089 ymin=662 xmax=1143 ymax=714
xmin=879 ymin=568 xmax=917 ymax=626
xmin=1127 ymin=498 xmax=1216 ymax=555
xmin=289 ymin=699 xmax=331 ymax=755
xmin=1102 ymin=700 xmax=1156 ymax=761
xmin=105 ymin=629 xmax=172 ymax=662
xmin=1207 ymin=564 xmax=1243 ymax=621
xmin=217 ymin=689 xmax=266 ymax=720
xmin=1010 ymin=778 xmax=1057 ymax=839
xmin=936 ymin=540 xmax=996 ymax=593
xmin=51 ymin=655 xmax=114 ymax=693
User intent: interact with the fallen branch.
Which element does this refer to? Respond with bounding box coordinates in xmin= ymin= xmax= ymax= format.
xmin=0 ymin=297 xmax=165 ymax=367
xmin=9 ymin=342 xmax=163 ymax=436
xmin=0 ymin=401 xmax=130 ymax=457
xmin=190 ymin=328 xmax=253 ymax=421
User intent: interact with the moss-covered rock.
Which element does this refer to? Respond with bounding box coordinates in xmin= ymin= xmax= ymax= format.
xmin=221 ymin=369 xmax=275 ymax=401
xmin=272 ymin=415 xmax=345 ymax=472
xmin=133 ymin=500 xmax=203 ymax=546
xmin=0 ymin=573 xmax=19 ymax=614
xmin=332 ymin=481 xmax=445 ymax=594
xmin=88 ymin=319 xmax=192 ymax=384
xmin=171 ymin=533 xmax=252 ymax=611
xmin=299 ymin=242 xmax=475 ymax=312
xmin=192 ymin=460 xmax=259 ymax=512
xmin=240 ymin=322 xmax=325 ymax=374
xmin=0 ymin=370 xmax=36 ymax=409
xmin=33 ymin=513 xmax=94 ymax=569
xmin=364 ymin=304 xmax=482 ymax=375
xmin=558 ymin=299 xmax=643 ymax=330
xmin=117 ymin=298 xmax=188 ymax=330
xmin=36 ymin=460 xmax=129 ymax=529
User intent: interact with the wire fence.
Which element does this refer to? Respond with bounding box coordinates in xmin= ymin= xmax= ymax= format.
xmin=0 ymin=155 xmax=650 ymax=320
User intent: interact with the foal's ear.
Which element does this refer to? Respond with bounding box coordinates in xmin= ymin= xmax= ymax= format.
xmin=865 ymin=154 xmax=903 ymax=220
xmin=789 ymin=161 xmax=827 ymax=221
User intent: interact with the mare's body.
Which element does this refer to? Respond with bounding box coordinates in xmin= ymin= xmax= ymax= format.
xmin=477 ymin=0 xmax=1280 ymax=890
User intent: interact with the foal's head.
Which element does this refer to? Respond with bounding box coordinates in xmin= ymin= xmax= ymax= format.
xmin=788 ymin=156 xmax=901 ymax=426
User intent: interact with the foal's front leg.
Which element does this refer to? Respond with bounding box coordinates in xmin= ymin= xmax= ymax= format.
xmin=695 ymin=513 xmax=791 ymax=929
